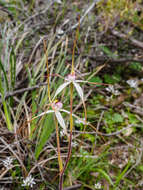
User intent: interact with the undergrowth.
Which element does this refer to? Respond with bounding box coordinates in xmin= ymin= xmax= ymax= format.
xmin=0 ymin=0 xmax=143 ymax=190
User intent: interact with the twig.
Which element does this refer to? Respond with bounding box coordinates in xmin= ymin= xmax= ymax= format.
xmin=124 ymin=140 xmax=143 ymax=178
xmin=100 ymin=124 xmax=143 ymax=136
xmin=63 ymin=184 xmax=82 ymax=190
xmin=83 ymin=55 xmax=143 ymax=64
xmin=73 ymin=89 xmax=92 ymax=112
xmin=71 ymin=124 xmax=143 ymax=137
xmin=65 ymin=0 xmax=102 ymax=33
xmin=0 ymin=82 xmax=47 ymax=103
xmin=0 ymin=137 xmax=27 ymax=176
xmin=94 ymin=111 xmax=104 ymax=146
xmin=111 ymin=29 xmax=143 ymax=49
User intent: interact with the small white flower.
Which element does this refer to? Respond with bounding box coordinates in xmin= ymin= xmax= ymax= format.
xmin=75 ymin=118 xmax=88 ymax=125
xmin=127 ymin=79 xmax=138 ymax=88
xmin=54 ymin=73 xmax=84 ymax=101
xmin=94 ymin=182 xmax=101 ymax=189
xmin=105 ymin=85 xmax=120 ymax=95
xmin=106 ymin=85 xmax=114 ymax=93
xmin=72 ymin=141 xmax=78 ymax=147
xmin=2 ymin=157 xmax=14 ymax=169
xmin=56 ymin=28 xmax=64 ymax=38
xmin=54 ymin=0 xmax=62 ymax=4
xmin=106 ymin=96 xmax=112 ymax=102
xmin=22 ymin=175 xmax=36 ymax=188
xmin=60 ymin=130 xmax=66 ymax=137
xmin=57 ymin=28 xmax=64 ymax=35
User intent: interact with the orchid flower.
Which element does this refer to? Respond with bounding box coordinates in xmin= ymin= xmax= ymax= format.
xmin=32 ymin=100 xmax=89 ymax=137
xmin=53 ymin=73 xmax=84 ymax=102
xmin=32 ymin=101 xmax=68 ymax=136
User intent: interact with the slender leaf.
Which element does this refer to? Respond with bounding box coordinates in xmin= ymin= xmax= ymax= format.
xmin=35 ymin=113 xmax=54 ymax=159
xmin=95 ymin=168 xmax=114 ymax=186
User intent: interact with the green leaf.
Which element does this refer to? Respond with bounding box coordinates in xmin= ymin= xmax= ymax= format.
xmin=112 ymin=74 xmax=121 ymax=83
xmin=137 ymin=165 xmax=143 ymax=172
xmin=104 ymin=74 xmax=116 ymax=84
xmin=114 ymin=162 xmax=131 ymax=188
xmin=129 ymin=62 xmax=142 ymax=71
xmin=99 ymin=45 xmax=117 ymax=59
xmin=0 ymin=58 xmax=9 ymax=92
xmin=95 ymin=168 xmax=114 ymax=186
xmin=35 ymin=113 xmax=54 ymax=159
xmin=112 ymin=113 xmax=123 ymax=123
xmin=89 ymin=76 xmax=103 ymax=87
xmin=127 ymin=112 xmax=139 ymax=124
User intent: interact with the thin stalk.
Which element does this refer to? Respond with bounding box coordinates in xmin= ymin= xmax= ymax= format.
xmin=43 ymin=39 xmax=51 ymax=103
xmin=71 ymin=16 xmax=80 ymax=74
xmin=60 ymin=17 xmax=80 ymax=189
xmin=54 ymin=116 xmax=63 ymax=181
xmin=81 ymin=100 xmax=87 ymax=143
xmin=59 ymin=83 xmax=73 ymax=190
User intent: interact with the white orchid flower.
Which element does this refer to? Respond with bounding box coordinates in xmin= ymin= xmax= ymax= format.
xmin=53 ymin=73 xmax=84 ymax=101
xmin=32 ymin=100 xmax=89 ymax=137
xmin=32 ymin=101 xmax=68 ymax=136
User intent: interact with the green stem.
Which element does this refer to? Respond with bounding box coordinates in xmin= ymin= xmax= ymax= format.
xmin=59 ymin=83 xmax=74 ymax=190
xmin=43 ymin=39 xmax=51 ymax=103
xmin=71 ymin=16 xmax=80 ymax=74
xmin=55 ymin=116 xmax=63 ymax=173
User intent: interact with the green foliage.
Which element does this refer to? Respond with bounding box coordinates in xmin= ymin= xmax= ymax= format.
xmin=97 ymin=0 xmax=143 ymax=31
xmin=127 ymin=112 xmax=139 ymax=124
xmin=35 ymin=114 xmax=55 ymax=159
xmin=103 ymin=111 xmax=124 ymax=133
xmin=94 ymin=168 xmax=114 ymax=186
xmin=104 ymin=74 xmax=121 ymax=84
xmin=65 ymin=148 xmax=111 ymax=188
xmin=100 ymin=45 xmax=118 ymax=59
xmin=0 ymin=59 xmax=12 ymax=131
xmin=114 ymin=162 xmax=131 ymax=188
xmin=0 ymin=1 xmax=143 ymax=189
xmin=129 ymin=62 xmax=142 ymax=71
xmin=137 ymin=165 xmax=143 ymax=172
xmin=89 ymin=76 xmax=103 ymax=87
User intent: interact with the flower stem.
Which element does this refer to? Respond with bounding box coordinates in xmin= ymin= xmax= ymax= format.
xmin=71 ymin=16 xmax=80 ymax=75
xmin=55 ymin=116 xmax=63 ymax=174
xmin=43 ymin=39 xmax=51 ymax=103
xmin=59 ymin=83 xmax=73 ymax=190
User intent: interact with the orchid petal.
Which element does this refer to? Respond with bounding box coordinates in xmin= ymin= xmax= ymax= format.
xmin=53 ymin=81 xmax=70 ymax=99
xmin=61 ymin=109 xmax=89 ymax=125
xmin=75 ymin=80 xmax=87 ymax=83
xmin=55 ymin=111 xmax=67 ymax=134
xmin=73 ymin=82 xmax=84 ymax=101
xmin=32 ymin=110 xmax=54 ymax=120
